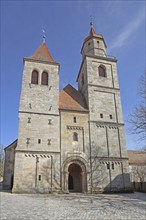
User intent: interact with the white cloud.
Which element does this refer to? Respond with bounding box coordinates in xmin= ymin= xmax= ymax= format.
xmin=108 ymin=8 xmax=145 ymax=52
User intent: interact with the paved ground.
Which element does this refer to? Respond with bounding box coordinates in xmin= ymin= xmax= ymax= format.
xmin=0 ymin=192 xmax=146 ymax=220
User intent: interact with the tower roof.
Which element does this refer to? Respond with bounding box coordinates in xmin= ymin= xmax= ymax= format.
xmin=128 ymin=150 xmax=146 ymax=165
xmin=83 ymin=26 xmax=107 ymax=48
xmin=30 ymin=42 xmax=55 ymax=62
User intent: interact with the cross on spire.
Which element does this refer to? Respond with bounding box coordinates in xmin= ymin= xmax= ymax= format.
xmin=90 ymin=15 xmax=93 ymax=28
xmin=42 ymin=29 xmax=46 ymax=43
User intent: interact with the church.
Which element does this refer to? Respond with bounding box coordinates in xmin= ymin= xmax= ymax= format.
xmin=3 ymin=25 xmax=132 ymax=193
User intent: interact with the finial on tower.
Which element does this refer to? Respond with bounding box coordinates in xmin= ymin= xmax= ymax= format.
xmin=42 ymin=29 xmax=46 ymax=43
xmin=90 ymin=15 xmax=93 ymax=28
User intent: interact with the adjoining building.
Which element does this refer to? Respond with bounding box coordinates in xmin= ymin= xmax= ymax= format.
xmin=128 ymin=150 xmax=146 ymax=192
xmin=3 ymin=26 xmax=132 ymax=193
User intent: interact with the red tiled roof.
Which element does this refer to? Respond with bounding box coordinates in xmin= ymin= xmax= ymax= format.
xmin=128 ymin=150 xmax=146 ymax=165
xmin=83 ymin=27 xmax=107 ymax=48
xmin=59 ymin=84 xmax=88 ymax=112
xmin=84 ymin=27 xmax=104 ymax=42
xmin=30 ymin=42 xmax=55 ymax=62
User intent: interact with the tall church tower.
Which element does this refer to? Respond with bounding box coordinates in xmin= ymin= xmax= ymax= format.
xmin=13 ymin=42 xmax=60 ymax=193
xmin=9 ymin=26 xmax=131 ymax=193
xmin=77 ymin=25 xmax=131 ymax=192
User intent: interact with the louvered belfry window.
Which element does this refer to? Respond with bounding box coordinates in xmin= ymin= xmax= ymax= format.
xmin=41 ymin=72 xmax=48 ymax=85
xmin=31 ymin=70 xmax=39 ymax=84
xmin=99 ymin=65 xmax=106 ymax=77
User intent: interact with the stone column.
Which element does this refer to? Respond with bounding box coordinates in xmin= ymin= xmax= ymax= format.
xmin=81 ymin=172 xmax=86 ymax=193
xmin=63 ymin=171 xmax=69 ymax=193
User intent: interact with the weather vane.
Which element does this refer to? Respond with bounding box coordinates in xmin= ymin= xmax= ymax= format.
xmin=42 ymin=29 xmax=46 ymax=43
xmin=90 ymin=15 xmax=93 ymax=27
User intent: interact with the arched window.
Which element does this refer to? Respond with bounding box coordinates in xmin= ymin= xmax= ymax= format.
xmin=41 ymin=71 xmax=48 ymax=85
xmin=73 ymin=132 xmax=78 ymax=142
xmin=98 ymin=65 xmax=106 ymax=77
xmin=31 ymin=70 xmax=38 ymax=84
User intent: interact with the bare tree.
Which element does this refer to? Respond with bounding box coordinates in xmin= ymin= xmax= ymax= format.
xmin=128 ymin=73 xmax=146 ymax=142
xmin=134 ymin=166 xmax=146 ymax=183
xmin=130 ymin=165 xmax=146 ymax=191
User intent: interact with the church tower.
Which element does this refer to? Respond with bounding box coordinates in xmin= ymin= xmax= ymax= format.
xmin=77 ymin=25 xmax=131 ymax=192
xmin=13 ymin=42 xmax=60 ymax=193
xmin=7 ymin=26 xmax=131 ymax=193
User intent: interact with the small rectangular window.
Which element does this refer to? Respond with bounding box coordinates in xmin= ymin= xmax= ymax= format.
xmin=112 ymin=163 xmax=114 ymax=170
xmin=73 ymin=117 xmax=76 ymax=123
xmin=100 ymin=114 xmax=103 ymax=118
xmin=107 ymin=164 xmax=110 ymax=169
xmin=38 ymin=175 xmax=41 ymax=181
xmin=48 ymin=119 xmax=52 ymax=125
xmin=109 ymin=115 xmax=112 ymax=119
xmin=48 ymin=139 xmax=51 ymax=145
xmin=38 ymin=139 xmax=41 ymax=144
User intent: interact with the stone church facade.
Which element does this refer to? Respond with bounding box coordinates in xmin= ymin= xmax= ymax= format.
xmin=3 ymin=26 xmax=132 ymax=193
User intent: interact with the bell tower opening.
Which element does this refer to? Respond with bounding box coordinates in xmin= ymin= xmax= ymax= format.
xmin=68 ymin=163 xmax=82 ymax=192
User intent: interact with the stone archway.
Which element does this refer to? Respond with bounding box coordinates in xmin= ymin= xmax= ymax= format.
xmin=68 ymin=163 xmax=82 ymax=192
xmin=62 ymin=156 xmax=90 ymax=193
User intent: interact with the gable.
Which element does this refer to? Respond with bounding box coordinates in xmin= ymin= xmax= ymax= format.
xmin=59 ymin=84 xmax=88 ymax=112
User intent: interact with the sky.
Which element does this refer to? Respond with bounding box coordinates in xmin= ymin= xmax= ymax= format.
xmin=1 ymin=0 xmax=145 ymax=149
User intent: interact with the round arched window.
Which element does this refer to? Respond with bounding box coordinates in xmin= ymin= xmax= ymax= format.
xmin=31 ymin=70 xmax=38 ymax=84
xmin=41 ymin=71 xmax=48 ymax=85
xmin=73 ymin=132 xmax=78 ymax=142
xmin=98 ymin=65 xmax=106 ymax=77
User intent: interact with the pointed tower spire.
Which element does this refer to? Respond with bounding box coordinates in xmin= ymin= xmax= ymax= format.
xmin=24 ymin=29 xmax=57 ymax=63
xmin=29 ymin=43 xmax=55 ymax=62
xmin=81 ymin=24 xmax=107 ymax=58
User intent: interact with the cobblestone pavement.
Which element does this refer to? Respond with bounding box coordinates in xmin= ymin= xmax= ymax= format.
xmin=0 ymin=192 xmax=146 ymax=220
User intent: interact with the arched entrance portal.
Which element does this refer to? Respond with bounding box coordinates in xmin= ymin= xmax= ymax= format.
xmin=68 ymin=163 xmax=82 ymax=192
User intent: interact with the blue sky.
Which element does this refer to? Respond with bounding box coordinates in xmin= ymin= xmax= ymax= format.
xmin=1 ymin=0 xmax=145 ymax=149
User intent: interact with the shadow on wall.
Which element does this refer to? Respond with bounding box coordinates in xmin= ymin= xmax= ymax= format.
xmin=131 ymin=181 xmax=146 ymax=193
xmin=103 ymin=173 xmax=133 ymax=193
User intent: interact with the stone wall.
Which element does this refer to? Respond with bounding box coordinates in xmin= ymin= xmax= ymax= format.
xmin=13 ymin=58 xmax=60 ymax=193
xmin=60 ymin=110 xmax=90 ymax=192
xmin=13 ymin=152 xmax=60 ymax=193
xmin=3 ymin=140 xmax=17 ymax=189
xmin=77 ymin=50 xmax=131 ymax=192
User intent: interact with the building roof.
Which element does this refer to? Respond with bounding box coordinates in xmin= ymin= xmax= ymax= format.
xmin=83 ymin=27 xmax=107 ymax=48
xmin=84 ymin=27 xmax=103 ymax=41
xmin=30 ymin=42 xmax=55 ymax=62
xmin=4 ymin=139 xmax=18 ymax=151
xmin=128 ymin=150 xmax=146 ymax=165
xmin=59 ymin=84 xmax=88 ymax=112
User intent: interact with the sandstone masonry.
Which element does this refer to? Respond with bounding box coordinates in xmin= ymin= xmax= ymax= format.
xmin=3 ymin=26 xmax=132 ymax=193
